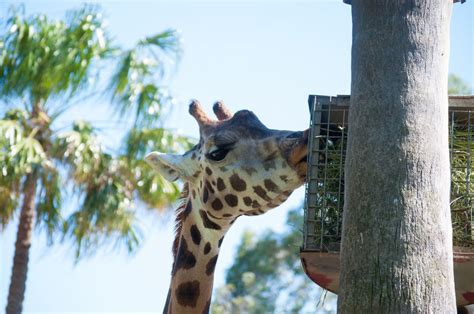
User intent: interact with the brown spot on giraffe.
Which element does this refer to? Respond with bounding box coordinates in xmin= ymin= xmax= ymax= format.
xmin=199 ymin=210 xmax=221 ymax=230
xmin=243 ymin=196 xmax=252 ymax=206
xmin=205 ymin=167 xmax=213 ymax=176
xmin=202 ymin=187 xmax=209 ymax=203
xmin=190 ymin=225 xmax=201 ymax=246
xmin=253 ymin=185 xmax=271 ymax=202
xmin=204 ymin=242 xmax=211 ymax=255
xmin=205 ymin=180 xmax=215 ymax=194
xmin=175 ymin=280 xmax=200 ymax=307
xmin=229 ymin=173 xmax=247 ymax=191
xmin=211 ymin=198 xmax=223 ymax=211
xmin=252 ymin=200 xmax=261 ymax=208
xmin=183 ymin=201 xmax=192 ymax=218
xmin=264 ymin=179 xmax=281 ymax=193
xmin=216 ymin=178 xmax=226 ymax=191
xmin=206 ymin=255 xmax=218 ymax=276
xmin=173 ymin=238 xmax=196 ymax=275
xmin=224 ymin=194 xmax=238 ymax=207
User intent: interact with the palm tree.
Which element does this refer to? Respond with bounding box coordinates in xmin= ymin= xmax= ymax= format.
xmin=0 ymin=6 xmax=191 ymax=313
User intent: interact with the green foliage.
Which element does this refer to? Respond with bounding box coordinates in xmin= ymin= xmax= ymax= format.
xmin=449 ymin=74 xmax=472 ymax=95
xmin=448 ymin=74 xmax=473 ymax=246
xmin=0 ymin=5 xmax=111 ymax=103
xmin=0 ymin=5 xmax=188 ymax=258
xmin=451 ymin=127 xmax=474 ymax=246
xmin=311 ymin=133 xmax=345 ymax=251
xmin=212 ymin=208 xmax=336 ymax=314
xmin=109 ymin=29 xmax=181 ymax=127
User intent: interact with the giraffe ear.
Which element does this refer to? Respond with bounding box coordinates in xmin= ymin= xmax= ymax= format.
xmin=145 ymin=152 xmax=187 ymax=182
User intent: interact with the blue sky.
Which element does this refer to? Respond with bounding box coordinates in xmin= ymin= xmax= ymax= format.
xmin=0 ymin=1 xmax=472 ymax=313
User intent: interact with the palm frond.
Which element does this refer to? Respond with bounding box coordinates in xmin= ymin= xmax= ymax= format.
xmin=52 ymin=120 xmax=103 ymax=184
xmin=0 ymin=5 xmax=111 ymax=106
xmin=36 ymin=166 xmax=63 ymax=243
xmin=109 ymin=29 xmax=181 ymax=127
xmin=62 ymin=155 xmax=142 ymax=258
xmin=138 ymin=29 xmax=182 ymax=58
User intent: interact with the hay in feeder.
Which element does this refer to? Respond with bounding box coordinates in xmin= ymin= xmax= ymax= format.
xmin=304 ymin=95 xmax=474 ymax=252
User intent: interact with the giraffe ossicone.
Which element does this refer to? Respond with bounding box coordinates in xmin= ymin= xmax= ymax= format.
xmin=145 ymin=100 xmax=308 ymax=314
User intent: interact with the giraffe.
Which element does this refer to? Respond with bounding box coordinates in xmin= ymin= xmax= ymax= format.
xmin=145 ymin=101 xmax=308 ymax=314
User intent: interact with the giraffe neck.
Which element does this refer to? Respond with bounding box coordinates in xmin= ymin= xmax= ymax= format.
xmin=165 ymin=197 xmax=231 ymax=314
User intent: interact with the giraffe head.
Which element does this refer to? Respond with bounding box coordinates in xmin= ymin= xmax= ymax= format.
xmin=146 ymin=101 xmax=308 ymax=221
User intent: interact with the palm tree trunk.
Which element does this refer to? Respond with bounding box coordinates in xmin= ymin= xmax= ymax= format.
xmin=6 ymin=173 xmax=38 ymax=314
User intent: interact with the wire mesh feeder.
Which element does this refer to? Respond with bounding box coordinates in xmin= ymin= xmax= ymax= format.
xmin=300 ymin=95 xmax=474 ymax=306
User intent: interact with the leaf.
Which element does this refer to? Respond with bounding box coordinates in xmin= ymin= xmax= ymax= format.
xmin=36 ymin=166 xmax=63 ymax=242
xmin=109 ymin=29 xmax=181 ymax=127
xmin=138 ymin=29 xmax=182 ymax=59
xmin=62 ymin=155 xmax=143 ymax=258
xmin=0 ymin=5 xmax=111 ymax=105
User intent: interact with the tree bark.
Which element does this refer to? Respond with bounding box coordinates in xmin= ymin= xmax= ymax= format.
xmin=6 ymin=173 xmax=37 ymax=314
xmin=339 ymin=1 xmax=456 ymax=313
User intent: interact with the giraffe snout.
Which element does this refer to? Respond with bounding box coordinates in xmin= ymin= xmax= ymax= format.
xmin=283 ymin=129 xmax=308 ymax=179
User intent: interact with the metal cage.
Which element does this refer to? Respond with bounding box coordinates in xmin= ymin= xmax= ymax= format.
xmin=300 ymin=94 xmax=474 ymax=306
xmin=303 ymin=94 xmax=474 ymax=252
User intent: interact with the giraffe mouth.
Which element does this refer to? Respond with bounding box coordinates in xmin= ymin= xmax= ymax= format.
xmin=285 ymin=129 xmax=308 ymax=176
xmin=296 ymin=155 xmax=308 ymax=180
xmin=293 ymin=130 xmax=309 ymax=179
xmin=288 ymin=130 xmax=309 ymax=159
xmin=298 ymin=154 xmax=308 ymax=164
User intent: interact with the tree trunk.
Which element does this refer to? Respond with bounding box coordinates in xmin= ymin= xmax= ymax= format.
xmin=338 ymin=1 xmax=456 ymax=313
xmin=6 ymin=173 xmax=37 ymax=314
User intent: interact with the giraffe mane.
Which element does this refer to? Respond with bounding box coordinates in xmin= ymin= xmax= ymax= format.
xmin=171 ymin=182 xmax=190 ymax=259
xmin=163 ymin=182 xmax=190 ymax=314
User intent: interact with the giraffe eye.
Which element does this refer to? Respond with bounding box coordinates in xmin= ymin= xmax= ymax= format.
xmin=207 ymin=147 xmax=230 ymax=161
